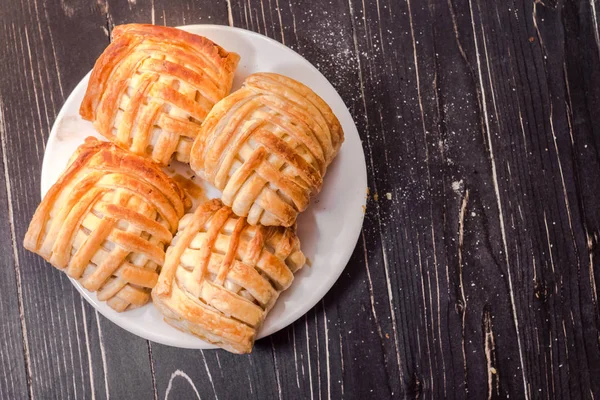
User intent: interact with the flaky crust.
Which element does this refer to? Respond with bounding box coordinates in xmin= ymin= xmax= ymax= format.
xmin=80 ymin=24 xmax=240 ymax=165
xmin=190 ymin=72 xmax=344 ymax=227
xmin=152 ymin=199 xmax=305 ymax=353
xmin=24 ymin=137 xmax=189 ymax=312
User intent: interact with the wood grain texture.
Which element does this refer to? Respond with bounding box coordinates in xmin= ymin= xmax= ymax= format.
xmin=0 ymin=91 xmax=29 ymax=400
xmin=0 ymin=1 xmax=155 ymax=398
xmin=0 ymin=0 xmax=598 ymax=399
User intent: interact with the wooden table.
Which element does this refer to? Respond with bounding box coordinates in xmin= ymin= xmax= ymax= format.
xmin=1 ymin=0 xmax=599 ymax=398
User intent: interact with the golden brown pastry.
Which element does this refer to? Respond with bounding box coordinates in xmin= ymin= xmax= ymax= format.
xmin=80 ymin=24 xmax=240 ymax=165
xmin=24 ymin=137 xmax=189 ymax=312
xmin=152 ymin=199 xmax=305 ymax=353
xmin=190 ymin=73 xmax=344 ymax=227
xmin=163 ymin=165 xmax=208 ymax=211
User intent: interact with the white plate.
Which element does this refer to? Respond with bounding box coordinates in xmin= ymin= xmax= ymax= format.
xmin=41 ymin=25 xmax=367 ymax=349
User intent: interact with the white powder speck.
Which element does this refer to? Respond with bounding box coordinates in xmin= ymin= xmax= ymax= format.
xmin=452 ymin=179 xmax=464 ymax=195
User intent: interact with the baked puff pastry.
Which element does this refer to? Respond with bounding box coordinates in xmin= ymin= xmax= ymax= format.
xmin=152 ymin=199 xmax=305 ymax=353
xmin=24 ymin=138 xmax=189 ymax=312
xmin=80 ymin=24 xmax=240 ymax=165
xmin=190 ymin=73 xmax=344 ymax=227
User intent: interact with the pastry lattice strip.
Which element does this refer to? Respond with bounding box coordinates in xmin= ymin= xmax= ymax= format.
xmin=153 ymin=199 xmax=305 ymax=353
xmin=80 ymin=24 xmax=240 ymax=164
xmin=191 ymin=73 xmax=344 ymax=227
xmin=24 ymin=138 xmax=188 ymax=311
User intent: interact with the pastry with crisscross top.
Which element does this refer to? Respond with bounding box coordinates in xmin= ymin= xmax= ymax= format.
xmin=152 ymin=199 xmax=305 ymax=353
xmin=80 ymin=24 xmax=240 ymax=165
xmin=190 ymin=73 xmax=344 ymax=227
xmin=24 ymin=137 xmax=190 ymax=312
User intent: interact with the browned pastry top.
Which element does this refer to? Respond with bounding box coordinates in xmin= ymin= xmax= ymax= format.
xmin=152 ymin=198 xmax=305 ymax=353
xmin=190 ymin=72 xmax=344 ymax=227
xmin=80 ymin=24 xmax=240 ymax=165
xmin=24 ymin=137 xmax=189 ymax=312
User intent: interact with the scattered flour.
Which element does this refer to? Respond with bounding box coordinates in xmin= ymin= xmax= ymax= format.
xmin=452 ymin=179 xmax=464 ymax=195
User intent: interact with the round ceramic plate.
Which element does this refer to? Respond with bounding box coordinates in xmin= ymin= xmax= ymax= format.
xmin=41 ymin=25 xmax=367 ymax=349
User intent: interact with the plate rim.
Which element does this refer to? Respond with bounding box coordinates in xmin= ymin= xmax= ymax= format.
xmin=41 ymin=23 xmax=367 ymax=349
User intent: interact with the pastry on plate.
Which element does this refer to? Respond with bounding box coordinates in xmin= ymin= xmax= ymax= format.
xmin=152 ymin=199 xmax=305 ymax=353
xmin=24 ymin=137 xmax=189 ymax=312
xmin=80 ymin=23 xmax=240 ymax=165
xmin=190 ymin=72 xmax=344 ymax=227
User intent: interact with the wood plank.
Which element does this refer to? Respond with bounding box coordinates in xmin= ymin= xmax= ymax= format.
xmin=0 ymin=1 xmax=155 ymax=398
xmin=0 ymin=86 xmax=29 ymax=400
xmin=105 ymin=0 xmax=230 ymax=28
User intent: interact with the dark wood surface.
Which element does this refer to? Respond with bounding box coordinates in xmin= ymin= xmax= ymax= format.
xmin=1 ymin=0 xmax=599 ymax=398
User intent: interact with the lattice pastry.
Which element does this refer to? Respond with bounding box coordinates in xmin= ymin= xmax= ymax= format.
xmin=80 ymin=24 xmax=240 ymax=165
xmin=152 ymin=199 xmax=305 ymax=353
xmin=24 ymin=137 xmax=189 ymax=312
xmin=190 ymin=72 xmax=344 ymax=227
